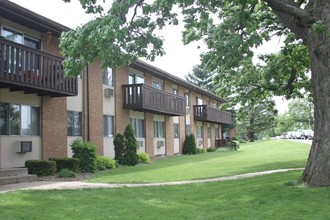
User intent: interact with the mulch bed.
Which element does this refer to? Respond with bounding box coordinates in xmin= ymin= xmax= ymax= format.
xmin=37 ymin=173 xmax=94 ymax=182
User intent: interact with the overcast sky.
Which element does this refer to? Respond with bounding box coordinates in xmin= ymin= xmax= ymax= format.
xmin=9 ymin=0 xmax=288 ymax=113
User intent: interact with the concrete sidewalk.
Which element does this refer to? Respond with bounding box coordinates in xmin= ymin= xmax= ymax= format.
xmin=0 ymin=168 xmax=304 ymax=194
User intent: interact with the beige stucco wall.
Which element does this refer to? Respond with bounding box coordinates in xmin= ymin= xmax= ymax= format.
xmin=0 ymin=89 xmax=41 ymax=168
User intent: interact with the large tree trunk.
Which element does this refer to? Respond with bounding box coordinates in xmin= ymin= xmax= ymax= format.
xmin=302 ymin=31 xmax=330 ymax=187
xmin=268 ymin=0 xmax=330 ymax=187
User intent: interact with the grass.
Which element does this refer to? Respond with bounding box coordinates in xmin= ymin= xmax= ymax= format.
xmin=88 ymin=140 xmax=310 ymax=183
xmin=1 ymin=171 xmax=330 ymax=219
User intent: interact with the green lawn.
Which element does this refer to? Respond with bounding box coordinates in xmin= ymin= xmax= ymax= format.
xmin=1 ymin=171 xmax=330 ymax=219
xmin=88 ymin=140 xmax=310 ymax=183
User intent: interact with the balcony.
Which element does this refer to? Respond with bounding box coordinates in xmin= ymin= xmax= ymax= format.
xmin=0 ymin=38 xmax=77 ymax=97
xmin=193 ymin=105 xmax=233 ymax=125
xmin=122 ymin=84 xmax=185 ymax=116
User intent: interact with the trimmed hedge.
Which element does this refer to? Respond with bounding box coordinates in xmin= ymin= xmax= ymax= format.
xmin=71 ymin=139 xmax=97 ymax=173
xmin=49 ymin=157 xmax=80 ymax=173
xmin=25 ymin=160 xmax=56 ymax=176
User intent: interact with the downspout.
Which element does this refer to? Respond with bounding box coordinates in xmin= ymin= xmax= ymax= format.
xmin=86 ymin=63 xmax=90 ymax=142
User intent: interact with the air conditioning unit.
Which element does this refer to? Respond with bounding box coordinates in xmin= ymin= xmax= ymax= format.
xmin=104 ymin=88 xmax=114 ymax=98
xmin=198 ymin=140 xmax=203 ymax=147
xmin=137 ymin=140 xmax=144 ymax=148
xmin=16 ymin=141 xmax=32 ymax=153
xmin=157 ymin=140 xmax=165 ymax=148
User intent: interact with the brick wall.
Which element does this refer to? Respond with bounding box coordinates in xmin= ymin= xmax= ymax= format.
xmin=114 ymin=66 xmax=130 ymax=134
xmin=41 ymin=34 xmax=68 ymax=159
xmin=165 ymin=80 xmax=174 ymax=156
xmin=85 ymin=61 xmax=103 ymax=155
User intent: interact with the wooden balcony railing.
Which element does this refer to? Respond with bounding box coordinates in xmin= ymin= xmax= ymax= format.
xmin=0 ymin=38 xmax=77 ymax=97
xmin=122 ymin=84 xmax=185 ymax=116
xmin=193 ymin=105 xmax=233 ymax=125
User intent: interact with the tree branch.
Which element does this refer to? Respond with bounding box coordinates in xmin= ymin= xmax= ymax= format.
xmin=263 ymin=0 xmax=315 ymax=24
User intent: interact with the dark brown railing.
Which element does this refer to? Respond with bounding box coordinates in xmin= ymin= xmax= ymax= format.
xmin=122 ymin=84 xmax=185 ymax=116
xmin=0 ymin=38 xmax=77 ymax=97
xmin=193 ymin=105 xmax=233 ymax=125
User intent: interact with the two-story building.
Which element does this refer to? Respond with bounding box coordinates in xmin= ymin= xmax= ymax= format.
xmin=0 ymin=0 xmax=234 ymax=168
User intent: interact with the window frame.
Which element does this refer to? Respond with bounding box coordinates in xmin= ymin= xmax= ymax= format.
xmin=103 ymin=115 xmax=114 ymax=138
xmin=67 ymin=111 xmax=83 ymax=137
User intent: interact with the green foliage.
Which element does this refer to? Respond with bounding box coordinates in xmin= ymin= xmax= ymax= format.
xmin=71 ymin=139 xmax=97 ymax=173
xmin=49 ymin=157 xmax=80 ymax=173
xmin=114 ymin=125 xmax=138 ymax=166
xmin=96 ymin=156 xmax=117 ymax=170
xmin=183 ymin=134 xmax=197 ymax=155
xmin=137 ymin=152 xmax=150 ymax=164
xmin=207 ymin=147 xmax=216 ymax=152
xmin=114 ymin=133 xmax=125 ymax=164
xmin=124 ymin=124 xmax=138 ymax=166
xmin=196 ymin=148 xmax=206 ymax=154
xmin=25 ymin=160 xmax=56 ymax=176
xmin=58 ymin=168 xmax=76 ymax=178
xmin=185 ymin=65 xmax=215 ymax=93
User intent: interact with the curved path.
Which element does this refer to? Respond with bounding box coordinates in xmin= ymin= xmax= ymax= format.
xmin=0 ymin=168 xmax=303 ymax=193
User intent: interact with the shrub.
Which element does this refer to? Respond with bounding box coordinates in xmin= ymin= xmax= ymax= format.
xmin=71 ymin=139 xmax=97 ymax=173
xmin=196 ymin=148 xmax=206 ymax=154
xmin=25 ymin=160 xmax=56 ymax=176
xmin=114 ymin=133 xmax=125 ymax=164
xmin=207 ymin=147 xmax=216 ymax=152
xmin=96 ymin=156 xmax=117 ymax=170
xmin=114 ymin=124 xmax=138 ymax=166
xmin=58 ymin=168 xmax=76 ymax=178
xmin=183 ymin=133 xmax=197 ymax=155
xmin=49 ymin=157 xmax=80 ymax=173
xmin=124 ymin=124 xmax=138 ymax=166
xmin=137 ymin=152 xmax=150 ymax=164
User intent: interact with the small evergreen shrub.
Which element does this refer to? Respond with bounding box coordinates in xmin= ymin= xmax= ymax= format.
xmin=58 ymin=168 xmax=76 ymax=178
xmin=137 ymin=152 xmax=150 ymax=164
xmin=183 ymin=133 xmax=197 ymax=155
xmin=96 ymin=156 xmax=117 ymax=170
xmin=71 ymin=139 xmax=97 ymax=173
xmin=25 ymin=160 xmax=56 ymax=176
xmin=49 ymin=157 xmax=80 ymax=173
xmin=114 ymin=133 xmax=125 ymax=164
xmin=207 ymin=147 xmax=216 ymax=152
xmin=114 ymin=124 xmax=138 ymax=166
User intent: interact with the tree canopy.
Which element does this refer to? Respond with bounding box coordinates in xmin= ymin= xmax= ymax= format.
xmin=61 ymin=0 xmax=330 ymax=187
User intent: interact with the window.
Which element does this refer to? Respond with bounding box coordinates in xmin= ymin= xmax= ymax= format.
xmin=103 ymin=68 xmax=113 ymax=86
xmin=196 ymin=96 xmax=203 ymax=105
xmin=208 ymin=127 xmax=211 ymax=139
xmin=185 ymin=93 xmax=190 ymax=107
xmin=130 ymin=118 xmax=145 ymax=138
xmin=196 ymin=125 xmax=203 ymax=139
xmin=2 ymin=27 xmax=41 ymax=49
xmin=129 ymin=73 xmax=144 ymax=84
xmin=152 ymin=81 xmax=164 ymax=90
xmin=104 ymin=115 xmax=114 ymax=137
xmin=173 ymin=88 xmax=178 ymax=95
xmin=154 ymin=121 xmax=165 ymax=138
xmin=0 ymin=103 xmax=40 ymax=135
xmin=215 ymin=127 xmax=220 ymax=139
xmin=174 ymin=123 xmax=179 ymax=138
xmin=67 ymin=111 xmax=82 ymax=136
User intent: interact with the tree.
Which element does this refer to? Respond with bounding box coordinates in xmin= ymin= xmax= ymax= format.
xmin=236 ymin=101 xmax=277 ymax=142
xmin=61 ymin=1 xmax=330 ymax=187
xmin=185 ymin=65 xmax=215 ymax=93
xmin=287 ymin=97 xmax=314 ymax=130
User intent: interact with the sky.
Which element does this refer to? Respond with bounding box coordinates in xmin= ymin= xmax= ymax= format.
xmin=9 ymin=0 xmax=288 ymax=113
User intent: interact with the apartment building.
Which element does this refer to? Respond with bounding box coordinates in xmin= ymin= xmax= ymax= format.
xmin=0 ymin=0 xmax=234 ymax=169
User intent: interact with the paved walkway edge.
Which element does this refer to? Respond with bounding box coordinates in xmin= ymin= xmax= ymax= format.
xmin=0 ymin=168 xmax=304 ymax=193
